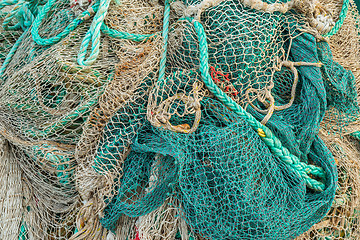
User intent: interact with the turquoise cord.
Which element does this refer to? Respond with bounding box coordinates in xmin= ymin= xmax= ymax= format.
xmin=324 ymin=0 xmax=349 ymax=37
xmin=77 ymin=0 xmax=111 ymax=65
xmin=157 ymin=0 xmax=171 ymax=83
xmin=31 ymin=0 xmax=101 ymax=46
xmin=0 ymin=28 xmax=26 ymax=77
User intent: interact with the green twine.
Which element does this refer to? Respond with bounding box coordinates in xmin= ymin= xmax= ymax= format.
xmin=0 ymin=0 xmax=39 ymax=77
xmin=77 ymin=0 xmax=155 ymax=65
xmin=0 ymin=0 xmax=18 ymax=10
xmin=324 ymin=0 xmax=349 ymax=37
xmin=2 ymin=0 xmax=35 ymax=31
xmin=185 ymin=17 xmax=326 ymax=192
xmin=157 ymin=0 xmax=171 ymax=83
xmin=101 ymin=23 xmax=154 ymax=42
xmin=0 ymin=0 xmax=157 ymax=70
xmin=31 ymin=0 xmax=155 ymax=66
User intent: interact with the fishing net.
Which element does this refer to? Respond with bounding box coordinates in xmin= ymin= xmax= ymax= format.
xmin=0 ymin=0 xmax=359 ymax=239
xmin=296 ymin=132 xmax=360 ymax=240
xmin=0 ymin=136 xmax=23 ymax=240
xmin=99 ymin=1 xmax=340 ymax=238
xmin=296 ymin=0 xmax=360 ymax=239
xmin=0 ymin=0 xmax=118 ymax=239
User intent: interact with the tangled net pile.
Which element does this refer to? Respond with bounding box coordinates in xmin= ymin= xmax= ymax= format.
xmin=0 ymin=0 xmax=360 ymax=239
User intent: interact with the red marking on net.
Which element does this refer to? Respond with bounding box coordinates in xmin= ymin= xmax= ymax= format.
xmin=210 ymin=66 xmax=239 ymax=96
xmin=132 ymin=227 xmax=140 ymax=240
xmin=71 ymin=0 xmax=77 ymax=8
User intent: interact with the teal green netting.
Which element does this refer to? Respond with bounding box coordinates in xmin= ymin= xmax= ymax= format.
xmin=100 ymin=96 xmax=337 ymax=239
xmin=317 ymin=41 xmax=360 ymax=131
xmin=93 ymin=73 xmax=155 ymax=174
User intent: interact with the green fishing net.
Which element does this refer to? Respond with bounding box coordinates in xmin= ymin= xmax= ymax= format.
xmin=102 ymin=96 xmax=337 ymax=239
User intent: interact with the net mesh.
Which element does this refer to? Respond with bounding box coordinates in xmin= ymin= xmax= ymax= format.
xmin=296 ymin=0 xmax=360 ymax=239
xmin=0 ymin=0 xmax=359 ymax=239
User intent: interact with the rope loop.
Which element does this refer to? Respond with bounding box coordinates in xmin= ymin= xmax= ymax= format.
xmin=246 ymin=58 xmax=322 ymax=124
xmin=31 ymin=0 xmax=100 ymax=46
xmin=77 ymin=0 xmax=111 ymax=66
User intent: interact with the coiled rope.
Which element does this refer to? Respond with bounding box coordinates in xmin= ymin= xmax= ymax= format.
xmin=0 ymin=0 xmax=36 ymax=76
xmin=31 ymin=0 xmax=155 ymax=66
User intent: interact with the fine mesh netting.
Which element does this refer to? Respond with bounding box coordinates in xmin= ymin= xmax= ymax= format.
xmin=296 ymin=0 xmax=360 ymax=239
xmin=0 ymin=0 xmax=359 ymax=239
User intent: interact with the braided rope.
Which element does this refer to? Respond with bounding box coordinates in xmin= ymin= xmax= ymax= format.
xmin=77 ymin=0 xmax=111 ymax=66
xmin=30 ymin=0 xmax=154 ymax=65
xmin=158 ymin=0 xmax=170 ymax=83
xmin=101 ymin=23 xmax=154 ymax=42
xmin=31 ymin=0 xmax=100 ymax=46
xmin=77 ymin=0 xmax=156 ymax=65
xmin=185 ymin=17 xmax=326 ymax=191
xmin=0 ymin=28 xmax=26 ymax=77
xmin=0 ymin=0 xmax=17 ymax=10
xmin=0 ymin=0 xmax=37 ymax=77
xmin=324 ymin=0 xmax=349 ymax=37
xmin=2 ymin=0 xmax=35 ymax=30
xmin=2 ymin=1 xmax=23 ymax=30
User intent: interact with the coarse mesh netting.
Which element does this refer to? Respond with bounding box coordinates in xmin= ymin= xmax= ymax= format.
xmin=0 ymin=0 xmax=359 ymax=239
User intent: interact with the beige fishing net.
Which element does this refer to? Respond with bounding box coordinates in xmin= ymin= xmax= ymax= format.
xmin=0 ymin=137 xmax=23 ymax=240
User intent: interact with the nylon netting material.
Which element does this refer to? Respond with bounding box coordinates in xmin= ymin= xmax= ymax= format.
xmin=296 ymin=0 xmax=360 ymax=239
xmin=0 ymin=0 xmax=359 ymax=239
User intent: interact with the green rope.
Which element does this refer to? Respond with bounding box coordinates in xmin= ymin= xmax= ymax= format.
xmin=101 ymin=23 xmax=154 ymax=42
xmin=2 ymin=1 xmax=22 ymax=30
xmin=77 ymin=0 xmax=111 ymax=66
xmin=157 ymin=0 xmax=170 ymax=83
xmin=0 ymin=0 xmax=38 ymax=77
xmin=324 ymin=0 xmax=349 ymax=37
xmin=31 ymin=0 xmax=100 ymax=46
xmin=186 ymin=17 xmax=326 ymax=192
xmin=77 ymin=0 xmax=155 ymax=65
xmin=0 ymin=0 xmax=18 ymax=10
xmin=0 ymin=28 xmax=26 ymax=77
xmin=3 ymin=1 xmax=35 ymax=30
xmin=31 ymin=0 xmax=155 ymax=65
